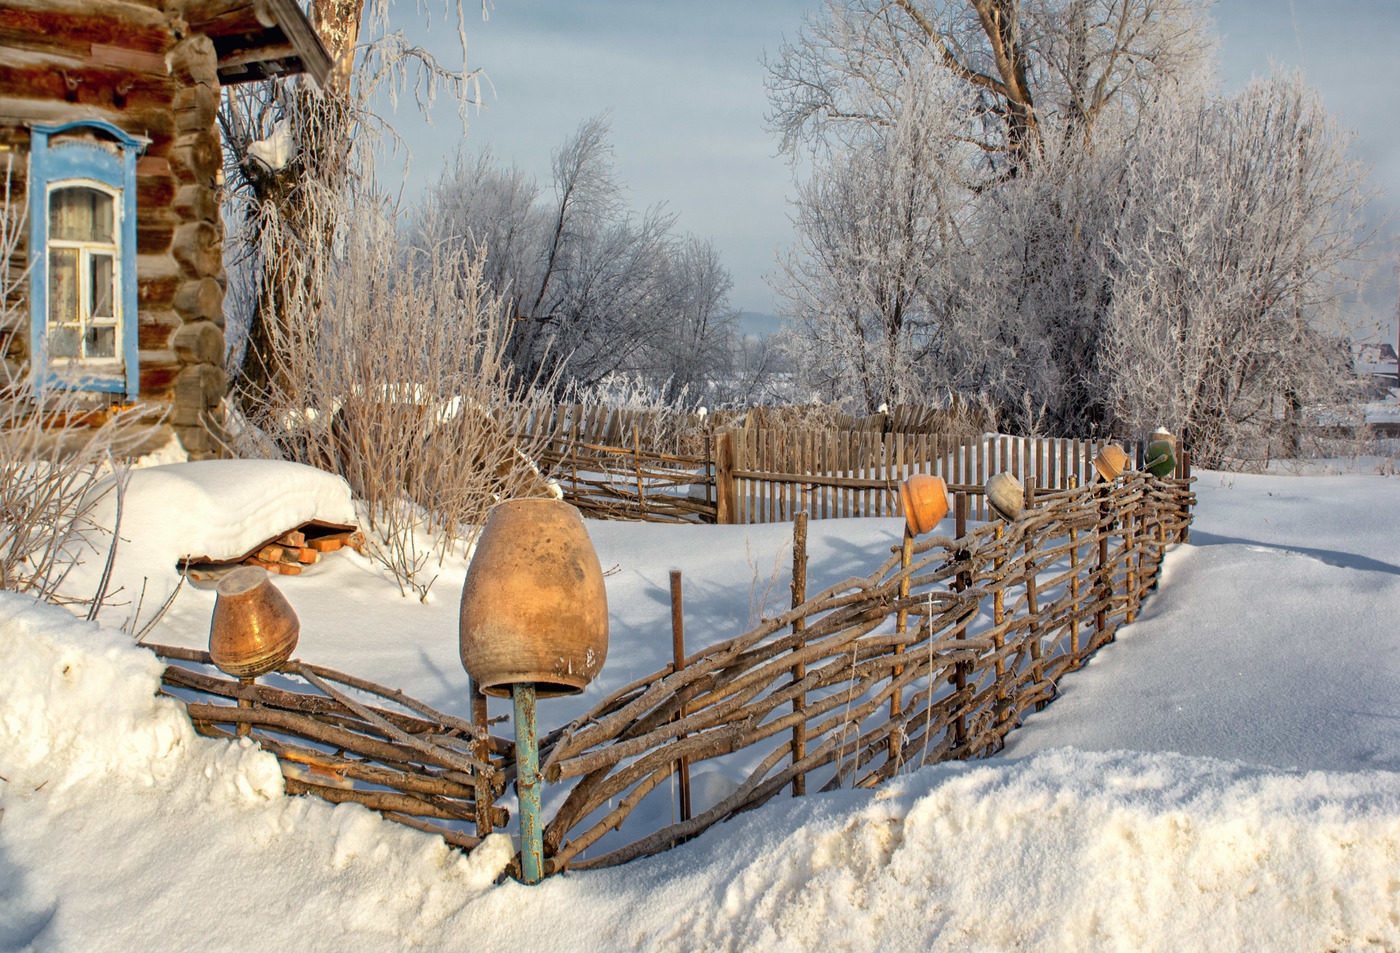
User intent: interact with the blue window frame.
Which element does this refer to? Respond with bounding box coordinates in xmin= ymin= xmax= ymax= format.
xmin=27 ymin=120 xmax=147 ymax=399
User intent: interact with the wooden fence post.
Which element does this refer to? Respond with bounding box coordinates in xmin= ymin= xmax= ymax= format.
xmin=1023 ymin=484 xmax=1044 ymax=712
xmin=952 ymin=491 xmax=970 ymax=750
xmin=1125 ymin=485 xmax=1138 ymax=625
xmin=992 ymin=522 xmax=1008 ymax=727
xmin=668 ymin=570 xmax=691 ymax=824
xmin=469 ymin=676 xmax=493 ymax=839
xmin=790 ymin=510 xmax=809 ymax=796
xmin=1095 ymin=486 xmax=1110 ymax=645
xmin=714 ymin=431 xmax=737 ymax=525
xmin=1067 ymin=475 xmax=1081 ymax=657
xmin=890 ymin=525 xmax=912 ymax=767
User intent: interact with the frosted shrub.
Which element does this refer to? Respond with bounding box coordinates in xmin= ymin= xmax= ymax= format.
xmin=228 ymin=197 xmax=555 ymax=599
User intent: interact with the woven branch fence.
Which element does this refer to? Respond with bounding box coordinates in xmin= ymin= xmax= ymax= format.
xmin=535 ymin=470 xmax=1193 ymax=872
xmin=153 ymin=468 xmax=1192 ymax=878
xmin=150 ymin=646 xmax=511 ymax=850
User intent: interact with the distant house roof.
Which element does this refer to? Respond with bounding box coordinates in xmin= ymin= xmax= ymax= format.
xmin=184 ymin=0 xmax=334 ymax=88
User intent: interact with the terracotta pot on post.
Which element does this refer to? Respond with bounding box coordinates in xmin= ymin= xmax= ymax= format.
xmin=459 ymin=498 xmax=610 ymax=698
xmin=897 ymin=474 xmax=950 ymax=537
xmin=459 ymin=498 xmax=609 ymax=886
xmin=985 ymin=472 xmax=1024 ymax=522
xmin=208 ymin=566 xmax=300 ymax=679
xmin=1092 ymin=444 xmax=1130 ymax=483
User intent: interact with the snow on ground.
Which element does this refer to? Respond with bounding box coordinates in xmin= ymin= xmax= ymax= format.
xmin=3 ymin=459 xmax=1400 ymax=952
xmin=1003 ymin=469 xmax=1400 ymax=773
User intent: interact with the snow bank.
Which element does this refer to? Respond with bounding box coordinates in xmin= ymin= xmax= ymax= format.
xmin=0 ymin=594 xmax=511 ymax=953
xmin=545 ymin=750 xmax=1400 ymax=953
xmin=4 ymin=591 xmax=1400 ymax=952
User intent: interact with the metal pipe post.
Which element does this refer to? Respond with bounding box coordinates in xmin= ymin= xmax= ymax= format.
xmin=512 ymin=682 xmax=543 ymax=884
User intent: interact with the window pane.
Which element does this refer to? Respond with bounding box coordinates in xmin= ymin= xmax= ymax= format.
xmin=50 ymin=187 xmax=114 ymax=243
xmin=85 ymin=325 xmax=116 ymax=359
xmin=90 ymin=253 xmax=115 ymax=319
xmin=50 ymin=326 xmax=80 ymax=359
xmin=48 ymin=248 xmax=78 ymax=325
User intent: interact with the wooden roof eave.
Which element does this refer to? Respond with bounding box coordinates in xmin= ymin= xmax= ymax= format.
xmin=184 ymin=0 xmax=333 ymax=89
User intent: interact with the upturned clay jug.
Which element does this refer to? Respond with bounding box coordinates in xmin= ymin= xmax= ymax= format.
xmin=985 ymin=472 xmax=1024 ymax=522
xmin=1092 ymin=444 xmax=1129 ymax=483
xmin=209 ymin=566 xmax=300 ymax=678
xmin=898 ymin=473 xmax=950 ymax=536
xmin=459 ymin=499 xmax=609 ymax=697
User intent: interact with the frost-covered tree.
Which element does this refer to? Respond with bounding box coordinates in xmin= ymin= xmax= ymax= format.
xmin=768 ymin=0 xmax=1370 ymax=458
xmin=767 ymin=0 xmax=1213 ymax=178
xmin=1101 ymin=76 xmax=1370 ymax=466
xmin=774 ymin=64 xmax=979 ymax=413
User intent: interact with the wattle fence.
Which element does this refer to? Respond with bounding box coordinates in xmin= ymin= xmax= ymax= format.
xmin=153 ymin=464 xmax=1195 ymax=877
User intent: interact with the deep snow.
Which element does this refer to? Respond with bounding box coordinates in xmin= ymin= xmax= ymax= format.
xmin=2 ymin=458 xmax=1399 ymax=952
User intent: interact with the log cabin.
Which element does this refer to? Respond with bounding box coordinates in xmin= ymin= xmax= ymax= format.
xmin=0 ymin=0 xmax=331 ymax=458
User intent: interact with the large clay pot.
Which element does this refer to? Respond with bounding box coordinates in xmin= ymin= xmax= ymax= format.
xmin=985 ymin=472 xmax=1023 ymax=521
xmin=209 ymin=566 xmax=300 ymax=678
xmin=459 ymin=499 xmax=609 ymax=698
xmin=1092 ymin=444 xmax=1129 ymax=483
xmin=898 ymin=473 xmax=949 ymax=536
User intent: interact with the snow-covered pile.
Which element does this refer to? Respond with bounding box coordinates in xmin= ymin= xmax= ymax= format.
xmin=3 ymin=458 xmax=1399 ymax=952
xmin=63 ymin=460 xmax=357 ymax=630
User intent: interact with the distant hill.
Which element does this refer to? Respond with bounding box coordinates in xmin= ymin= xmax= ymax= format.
xmin=736 ymin=311 xmax=785 ymax=338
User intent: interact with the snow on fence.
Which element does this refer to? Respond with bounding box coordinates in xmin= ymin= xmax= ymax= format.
xmin=150 ymin=468 xmax=1194 ymax=879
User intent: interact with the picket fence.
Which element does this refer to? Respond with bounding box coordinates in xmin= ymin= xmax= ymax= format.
xmin=516 ymin=404 xmax=1188 ymax=525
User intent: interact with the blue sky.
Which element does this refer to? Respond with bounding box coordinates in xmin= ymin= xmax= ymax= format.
xmin=385 ymin=1 xmax=1399 ymax=337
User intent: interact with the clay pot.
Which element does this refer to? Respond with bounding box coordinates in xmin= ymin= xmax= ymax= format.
xmin=1145 ymin=440 xmax=1176 ymax=478
xmin=1145 ymin=429 xmax=1177 ymax=478
xmin=898 ymin=474 xmax=950 ymax=536
xmin=459 ymin=499 xmax=609 ymax=698
xmin=985 ymin=472 xmax=1024 ymax=522
xmin=208 ymin=566 xmax=300 ymax=678
xmin=1092 ymin=444 xmax=1129 ymax=483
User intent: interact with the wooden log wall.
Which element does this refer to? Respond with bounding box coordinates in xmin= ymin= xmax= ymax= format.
xmin=0 ymin=0 xmax=234 ymax=458
xmin=534 ymin=470 xmax=1194 ymax=873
